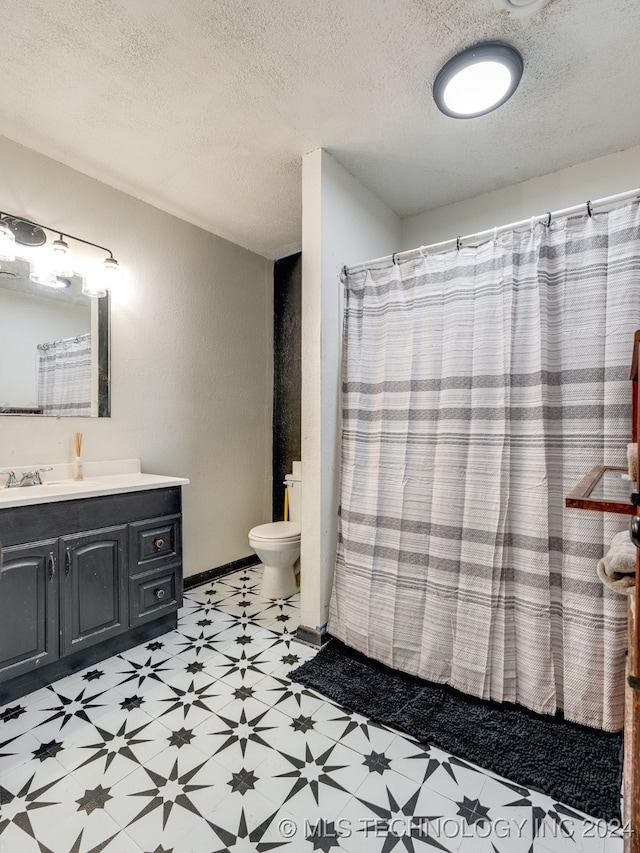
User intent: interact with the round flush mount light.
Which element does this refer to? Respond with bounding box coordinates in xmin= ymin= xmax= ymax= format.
xmin=433 ymin=42 xmax=523 ymax=119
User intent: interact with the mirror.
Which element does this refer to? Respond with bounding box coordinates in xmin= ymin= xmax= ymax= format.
xmin=0 ymin=257 xmax=110 ymax=417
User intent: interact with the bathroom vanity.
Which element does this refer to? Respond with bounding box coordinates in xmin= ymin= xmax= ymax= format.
xmin=0 ymin=459 xmax=188 ymax=703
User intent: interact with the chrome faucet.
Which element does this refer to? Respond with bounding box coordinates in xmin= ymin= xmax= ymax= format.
xmin=0 ymin=468 xmax=52 ymax=488
xmin=0 ymin=471 xmax=18 ymax=488
xmin=18 ymin=468 xmax=53 ymax=487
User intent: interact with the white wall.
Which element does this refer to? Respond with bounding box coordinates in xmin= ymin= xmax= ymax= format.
xmin=300 ymin=149 xmax=400 ymax=634
xmin=400 ymin=145 xmax=640 ymax=250
xmin=0 ymin=135 xmax=273 ymax=578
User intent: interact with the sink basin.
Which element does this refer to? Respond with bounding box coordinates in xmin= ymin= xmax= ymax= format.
xmin=45 ymin=480 xmax=101 ymax=488
xmin=0 ymin=480 xmax=104 ymax=502
xmin=0 ymin=465 xmax=189 ymax=508
xmin=1 ymin=480 xmax=102 ymax=494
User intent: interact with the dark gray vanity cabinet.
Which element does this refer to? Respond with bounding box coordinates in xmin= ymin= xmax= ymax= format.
xmin=0 ymin=487 xmax=183 ymax=701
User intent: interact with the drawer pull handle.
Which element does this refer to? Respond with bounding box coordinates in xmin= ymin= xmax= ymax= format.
xmin=154 ymin=588 xmax=166 ymax=600
xmin=154 ymin=538 xmax=165 ymax=550
xmin=48 ymin=552 xmax=55 ymax=581
xmin=65 ymin=548 xmax=71 ymax=575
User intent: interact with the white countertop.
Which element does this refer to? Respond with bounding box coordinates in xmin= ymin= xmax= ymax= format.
xmin=0 ymin=459 xmax=189 ymax=508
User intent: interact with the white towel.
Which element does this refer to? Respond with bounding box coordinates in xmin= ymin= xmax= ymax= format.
xmin=596 ymin=530 xmax=636 ymax=595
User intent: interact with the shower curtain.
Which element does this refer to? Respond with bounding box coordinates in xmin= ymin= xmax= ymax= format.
xmin=329 ymin=200 xmax=640 ymax=731
xmin=37 ymin=334 xmax=92 ymax=417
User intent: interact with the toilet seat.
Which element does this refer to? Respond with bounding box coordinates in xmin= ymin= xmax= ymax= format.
xmin=249 ymin=521 xmax=300 ymax=543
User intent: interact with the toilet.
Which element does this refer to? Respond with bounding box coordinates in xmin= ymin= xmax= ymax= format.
xmin=249 ymin=462 xmax=301 ymax=600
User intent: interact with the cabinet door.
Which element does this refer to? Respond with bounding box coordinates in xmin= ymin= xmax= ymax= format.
xmin=0 ymin=540 xmax=59 ymax=682
xmin=60 ymin=526 xmax=128 ymax=656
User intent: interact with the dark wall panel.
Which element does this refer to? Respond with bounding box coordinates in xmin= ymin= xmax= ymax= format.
xmin=272 ymin=253 xmax=302 ymax=520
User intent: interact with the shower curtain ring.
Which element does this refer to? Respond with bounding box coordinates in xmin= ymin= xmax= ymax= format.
xmin=545 ymin=212 xmax=552 ymax=227
xmin=392 ymin=253 xmax=398 ymax=265
xmin=587 ymin=200 xmax=593 ymax=217
xmin=456 ymin=236 xmax=462 ymax=251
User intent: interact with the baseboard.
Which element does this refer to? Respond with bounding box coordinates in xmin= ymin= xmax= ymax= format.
xmin=294 ymin=625 xmax=331 ymax=648
xmin=184 ymin=554 xmax=261 ymax=590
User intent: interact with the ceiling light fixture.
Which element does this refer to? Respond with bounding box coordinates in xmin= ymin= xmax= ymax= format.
xmin=433 ymin=42 xmax=523 ymax=119
xmin=0 ymin=211 xmax=121 ymax=297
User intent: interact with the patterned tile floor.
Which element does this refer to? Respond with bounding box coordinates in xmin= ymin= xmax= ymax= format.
xmin=0 ymin=566 xmax=626 ymax=853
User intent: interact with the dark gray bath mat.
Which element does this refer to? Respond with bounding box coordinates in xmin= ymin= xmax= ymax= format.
xmin=289 ymin=639 xmax=623 ymax=823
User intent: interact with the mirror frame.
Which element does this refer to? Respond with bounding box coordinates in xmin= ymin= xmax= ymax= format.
xmin=97 ymin=293 xmax=111 ymax=418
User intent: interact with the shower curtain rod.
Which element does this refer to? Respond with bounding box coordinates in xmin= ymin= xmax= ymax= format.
xmin=37 ymin=333 xmax=90 ymax=351
xmin=343 ymin=185 xmax=640 ymax=276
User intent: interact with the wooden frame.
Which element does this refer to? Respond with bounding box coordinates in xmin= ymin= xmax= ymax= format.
xmin=565 ymin=465 xmax=635 ymax=515
xmin=629 ymin=331 xmax=640 ymax=851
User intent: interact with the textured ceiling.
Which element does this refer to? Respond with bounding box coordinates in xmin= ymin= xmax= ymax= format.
xmin=0 ymin=0 xmax=639 ymax=259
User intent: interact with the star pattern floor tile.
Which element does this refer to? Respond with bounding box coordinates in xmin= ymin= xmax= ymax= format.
xmin=0 ymin=564 xmax=625 ymax=853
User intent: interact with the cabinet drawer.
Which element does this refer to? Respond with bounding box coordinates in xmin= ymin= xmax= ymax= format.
xmin=130 ymin=566 xmax=182 ymax=627
xmin=129 ymin=515 xmax=181 ymax=573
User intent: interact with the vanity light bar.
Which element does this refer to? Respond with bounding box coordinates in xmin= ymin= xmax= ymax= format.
xmin=0 ymin=210 xmax=121 ymax=294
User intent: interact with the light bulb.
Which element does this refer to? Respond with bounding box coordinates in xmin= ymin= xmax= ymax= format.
xmin=51 ymin=236 xmax=74 ymax=277
xmin=103 ymin=256 xmax=121 ymax=280
xmin=29 ymin=258 xmax=58 ymax=288
xmin=82 ymin=274 xmax=107 ymax=298
xmin=443 ymin=61 xmax=512 ymax=115
xmin=81 ymin=255 xmax=120 ymax=298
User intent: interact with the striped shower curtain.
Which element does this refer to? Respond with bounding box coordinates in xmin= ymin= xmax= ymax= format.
xmin=37 ymin=334 xmax=92 ymax=417
xmin=329 ymin=200 xmax=640 ymax=731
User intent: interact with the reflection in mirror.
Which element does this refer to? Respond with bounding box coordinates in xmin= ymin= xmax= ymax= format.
xmin=0 ymin=257 xmax=110 ymax=417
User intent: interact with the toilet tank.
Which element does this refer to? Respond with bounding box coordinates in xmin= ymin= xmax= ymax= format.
xmin=285 ymin=461 xmax=302 ymax=524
